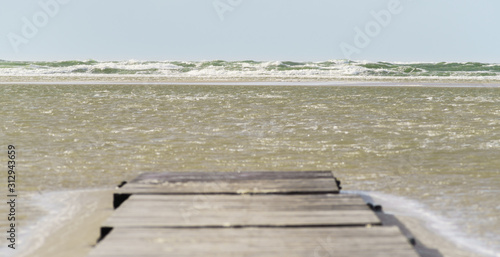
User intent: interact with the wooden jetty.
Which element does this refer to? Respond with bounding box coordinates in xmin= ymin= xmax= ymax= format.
xmin=88 ymin=171 xmax=419 ymax=257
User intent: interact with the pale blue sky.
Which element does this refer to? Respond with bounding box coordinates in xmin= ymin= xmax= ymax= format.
xmin=1 ymin=0 xmax=499 ymax=62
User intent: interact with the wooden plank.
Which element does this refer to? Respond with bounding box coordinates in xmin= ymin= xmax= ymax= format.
xmin=90 ymin=171 xmax=419 ymax=257
xmin=129 ymin=171 xmax=336 ymax=183
xmin=113 ymin=171 xmax=340 ymax=208
xmin=117 ymin=171 xmax=340 ymax=195
xmin=118 ymin=178 xmax=339 ymax=194
xmin=104 ymin=194 xmax=380 ymax=228
xmin=88 ymin=227 xmax=419 ymax=257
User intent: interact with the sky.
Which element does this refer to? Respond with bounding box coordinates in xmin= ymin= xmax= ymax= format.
xmin=1 ymin=0 xmax=499 ymax=62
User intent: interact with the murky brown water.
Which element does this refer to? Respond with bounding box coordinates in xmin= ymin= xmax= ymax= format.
xmin=1 ymin=83 xmax=499 ymax=256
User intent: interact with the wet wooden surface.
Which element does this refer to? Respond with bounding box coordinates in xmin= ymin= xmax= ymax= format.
xmin=104 ymin=194 xmax=380 ymax=228
xmin=88 ymin=171 xmax=418 ymax=257
xmin=116 ymin=171 xmax=340 ymax=195
xmin=89 ymin=227 xmax=419 ymax=257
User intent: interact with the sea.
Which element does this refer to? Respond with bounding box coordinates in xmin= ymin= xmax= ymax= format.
xmin=1 ymin=59 xmax=500 ymax=80
xmin=0 ymin=59 xmax=499 ymax=256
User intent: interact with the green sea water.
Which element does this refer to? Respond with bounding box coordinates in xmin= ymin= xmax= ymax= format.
xmin=1 ymin=83 xmax=499 ymax=256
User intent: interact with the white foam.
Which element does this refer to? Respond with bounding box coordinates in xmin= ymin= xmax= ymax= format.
xmin=1 ymin=189 xmax=108 ymax=257
xmin=2 ymin=60 xmax=500 ymax=81
xmin=343 ymin=191 xmax=500 ymax=257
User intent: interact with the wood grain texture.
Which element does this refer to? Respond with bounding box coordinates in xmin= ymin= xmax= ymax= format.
xmin=105 ymin=194 xmax=380 ymax=228
xmin=130 ymin=171 xmax=335 ymax=183
xmin=89 ymin=171 xmax=419 ymax=257
xmin=117 ymin=171 xmax=340 ymax=195
xmin=88 ymin=227 xmax=419 ymax=257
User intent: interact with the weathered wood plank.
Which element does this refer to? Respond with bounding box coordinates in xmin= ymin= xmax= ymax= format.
xmin=113 ymin=171 xmax=340 ymax=208
xmin=118 ymin=178 xmax=339 ymax=194
xmin=113 ymin=194 xmax=369 ymax=210
xmin=104 ymin=194 xmax=380 ymax=228
xmin=90 ymin=171 xmax=419 ymax=257
xmin=130 ymin=171 xmax=336 ymax=183
xmin=88 ymin=227 xmax=419 ymax=257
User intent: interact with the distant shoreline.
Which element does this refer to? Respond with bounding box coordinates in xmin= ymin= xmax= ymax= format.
xmin=1 ymin=76 xmax=500 ymax=87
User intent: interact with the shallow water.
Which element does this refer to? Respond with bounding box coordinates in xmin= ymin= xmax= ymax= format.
xmin=1 ymin=83 xmax=499 ymax=255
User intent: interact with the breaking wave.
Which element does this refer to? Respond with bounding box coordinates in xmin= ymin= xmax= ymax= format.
xmin=1 ymin=59 xmax=500 ymax=80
